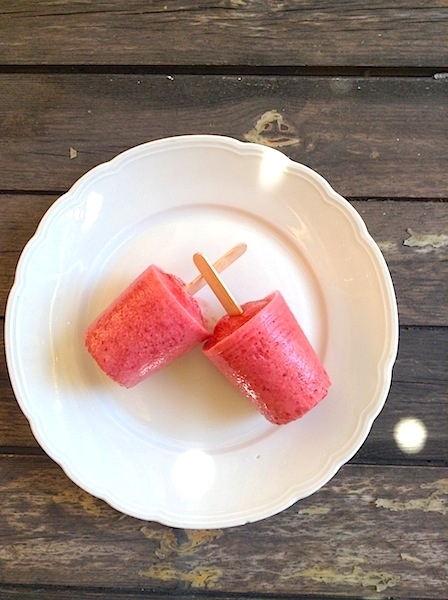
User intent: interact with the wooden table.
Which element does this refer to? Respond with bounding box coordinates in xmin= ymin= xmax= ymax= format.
xmin=1 ymin=2 xmax=447 ymax=599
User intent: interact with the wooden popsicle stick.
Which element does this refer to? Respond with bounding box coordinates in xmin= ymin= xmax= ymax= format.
xmin=193 ymin=252 xmax=243 ymax=316
xmin=186 ymin=243 xmax=247 ymax=295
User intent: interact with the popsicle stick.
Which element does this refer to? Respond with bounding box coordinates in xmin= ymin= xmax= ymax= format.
xmin=186 ymin=243 xmax=247 ymax=295
xmin=193 ymin=252 xmax=243 ymax=316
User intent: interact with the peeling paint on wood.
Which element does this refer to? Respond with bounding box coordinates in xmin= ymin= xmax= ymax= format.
xmin=400 ymin=552 xmax=424 ymax=563
xmin=140 ymin=526 xmax=223 ymax=558
xmin=377 ymin=240 xmax=398 ymax=254
xmin=52 ymin=487 xmax=103 ymax=517
xmin=297 ymin=506 xmax=330 ymax=515
xmin=375 ymin=478 xmax=448 ymax=515
xmin=337 ymin=555 xmax=366 ymax=566
xmin=139 ymin=562 xmax=223 ymax=588
xmin=244 ymin=109 xmax=299 ymax=148
xmin=403 ymin=227 xmax=448 ymax=250
xmin=280 ymin=565 xmax=400 ymax=593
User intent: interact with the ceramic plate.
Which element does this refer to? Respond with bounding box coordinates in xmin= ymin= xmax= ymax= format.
xmin=5 ymin=135 xmax=398 ymax=528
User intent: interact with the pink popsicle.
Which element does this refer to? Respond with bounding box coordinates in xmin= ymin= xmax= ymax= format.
xmin=85 ymin=265 xmax=209 ymax=387
xmin=203 ymin=291 xmax=331 ymax=425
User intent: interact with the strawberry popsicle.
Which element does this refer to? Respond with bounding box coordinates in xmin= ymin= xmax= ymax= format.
xmin=203 ymin=290 xmax=331 ymax=425
xmin=85 ymin=244 xmax=247 ymax=388
xmin=85 ymin=264 xmax=209 ymax=387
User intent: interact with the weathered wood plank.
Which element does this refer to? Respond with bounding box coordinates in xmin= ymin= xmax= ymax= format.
xmin=2 ymin=325 xmax=447 ymax=465
xmin=0 ymin=592 xmax=233 ymax=600
xmin=0 ymin=456 xmax=446 ymax=597
xmin=0 ymin=593 xmax=291 ymax=600
xmin=0 ymin=74 xmax=447 ymax=198
xmin=0 ymin=592 xmax=379 ymax=600
xmin=0 ymin=592 xmax=175 ymax=600
xmin=352 ymin=201 xmax=448 ymax=327
xmin=0 ymin=196 xmax=56 ymax=317
xmin=2 ymin=196 xmax=447 ymax=325
xmin=0 ymin=0 xmax=447 ymax=67
xmin=353 ymin=327 xmax=448 ymax=464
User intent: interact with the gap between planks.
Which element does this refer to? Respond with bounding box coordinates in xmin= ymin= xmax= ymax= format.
xmin=0 ymin=64 xmax=445 ymax=78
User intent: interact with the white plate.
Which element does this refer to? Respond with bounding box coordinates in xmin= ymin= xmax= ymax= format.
xmin=5 ymin=135 xmax=398 ymax=528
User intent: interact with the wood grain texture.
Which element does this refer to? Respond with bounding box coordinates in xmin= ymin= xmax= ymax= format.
xmin=0 ymin=456 xmax=446 ymax=598
xmin=1 ymin=197 xmax=447 ymax=325
xmin=2 ymin=325 xmax=447 ymax=464
xmin=1 ymin=2 xmax=447 ymax=600
xmin=0 ymin=74 xmax=447 ymax=198
xmin=0 ymin=0 xmax=447 ymax=67
xmin=352 ymin=201 xmax=448 ymax=327
xmin=0 ymin=593 xmax=185 ymax=600
xmin=0 ymin=195 xmax=56 ymax=316
xmin=0 ymin=592 xmax=214 ymax=600
xmin=353 ymin=327 xmax=448 ymax=464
